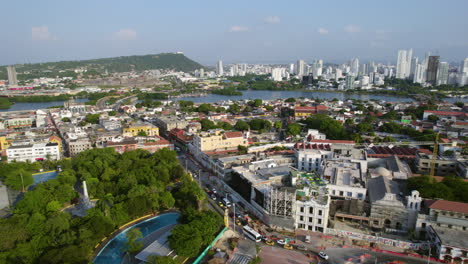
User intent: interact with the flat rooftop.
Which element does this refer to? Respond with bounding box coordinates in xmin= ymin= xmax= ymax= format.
xmin=432 ymin=225 xmax=468 ymax=249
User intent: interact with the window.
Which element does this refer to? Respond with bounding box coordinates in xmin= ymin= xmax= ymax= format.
xmin=300 ymin=216 xmax=303 ymax=221
xmin=318 ymin=210 xmax=322 ymax=216
xmin=309 ymin=207 xmax=313 ymax=214
xmin=308 ymin=217 xmax=313 ymax=223
xmin=347 ymin=192 xmax=352 ymax=197
xmin=339 ymin=191 xmax=344 ymax=196
xmin=300 ymin=207 xmax=304 ymax=213
xmin=318 ymin=219 xmax=322 ymax=224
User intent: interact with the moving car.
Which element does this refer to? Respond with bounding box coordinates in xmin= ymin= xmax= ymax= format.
xmin=318 ymin=251 xmax=329 ymax=260
xmin=218 ymin=201 xmax=225 ymax=208
xmin=261 ymin=235 xmax=268 ymax=242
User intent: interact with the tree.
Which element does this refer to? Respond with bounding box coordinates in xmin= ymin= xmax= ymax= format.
xmin=286 ymin=123 xmax=301 ymax=136
xmin=61 ymin=117 xmax=71 ymax=122
xmin=197 ymin=103 xmax=214 ymax=114
xmin=147 ymin=255 xmax=176 ymax=264
xmin=248 ymin=119 xmax=271 ymax=131
xmin=234 ymin=120 xmax=250 ymax=131
xmin=273 ymin=121 xmax=282 ymax=130
xmin=108 ymin=111 xmax=117 ymax=116
xmin=137 ymin=131 xmax=147 ymax=136
xmin=5 ymin=169 xmax=33 ymax=191
xmin=285 ymin=97 xmax=296 ymax=103
xmin=302 ymin=114 xmax=347 ymax=140
xmin=200 ymin=119 xmax=216 ymax=131
xmin=126 ymin=228 xmax=143 ymax=254
xmin=454 ymin=101 xmax=464 ymax=108
xmin=238 ymin=145 xmax=248 ymax=154
xmin=85 ymin=113 xmax=100 ymax=124
xmin=217 ymin=121 xmax=232 ymax=130
xmin=249 ymin=99 xmax=263 ymax=108
xmin=427 ymin=115 xmax=439 ymax=122
xmin=168 ymin=224 xmax=203 ymax=257
xmin=356 ymin=122 xmax=373 ymax=133
xmin=228 ymin=104 xmax=241 ymax=114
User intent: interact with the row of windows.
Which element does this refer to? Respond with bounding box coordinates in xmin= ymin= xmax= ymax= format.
xmin=298 ymin=215 xmax=323 ymax=224
xmin=299 ymin=207 xmax=323 ymax=216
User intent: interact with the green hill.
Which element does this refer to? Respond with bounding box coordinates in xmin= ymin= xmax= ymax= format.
xmin=0 ymin=53 xmax=205 ymax=80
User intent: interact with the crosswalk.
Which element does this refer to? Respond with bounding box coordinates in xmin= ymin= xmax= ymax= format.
xmin=228 ymin=253 xmax=252 ymax=264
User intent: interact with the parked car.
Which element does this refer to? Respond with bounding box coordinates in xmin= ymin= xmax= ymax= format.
xmin=261 ymin=235 xmax=268 ymax=242
xmin=318 ymin=252 xmax=329 ymax=260
xmin=295 ymin=245 xmax=307 ymax=251
xmin=277 ymin=239 xmax=286 ymax=245
xmin=210 ymin=194 xmax=217 ymax=200
xmin=265 ymin=240 xmax=274 ymax=246
xmin=283 ymin=244 xmax=293 ymax=250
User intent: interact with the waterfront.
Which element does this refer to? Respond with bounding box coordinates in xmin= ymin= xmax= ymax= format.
xmin=93 ymin=212 xmax=180 ymax=264
xmin=0 ymin=98 xmax=89 ymax=112
xmin=1 ymin=90 xmax=466 ymax=112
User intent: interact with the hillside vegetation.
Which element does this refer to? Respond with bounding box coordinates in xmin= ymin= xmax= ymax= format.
xmin=0 ymin=53 xmax=204 ymax=80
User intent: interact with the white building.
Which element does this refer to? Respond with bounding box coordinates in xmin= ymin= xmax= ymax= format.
xmin=436 ymin=62 xmax=449 ymax=85
xmin=295 ymin=148 xmax=333 ymax=173
xmin=296 ymin=60 xmax=305 ymax=77
xmin=293 ymin=172 xmax=330 ymax=233
xmin=216 ymin=60 xmax=224 ymax=76
xmin=6 ymin=143 xmax=60 ymax=163
xmin=323 ymin=159 xmax=367 ymax=200
xmin=271 ymin=68 xmax=284 ymax=81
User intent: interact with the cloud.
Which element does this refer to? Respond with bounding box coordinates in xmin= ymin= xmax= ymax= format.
xmin=229 ymin=26 xmax=249 ymax=32
xmin=114 ymin=29 xmax=137 ymax=40
xmin=264 ymin=16 xmax=280 ymax=24
xmin=317 ymin=28 xmax=329 ymax=35
xmin=32 ymin=26 xmax=56 ymax=41
xmin=344 ymin=24 xmax=361 ymax=33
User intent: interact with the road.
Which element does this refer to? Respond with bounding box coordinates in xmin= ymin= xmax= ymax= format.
xmin=325 ymin=248 xmax=436 ymax=264
xmin=96 ymin=96 xmax=115 ymax=109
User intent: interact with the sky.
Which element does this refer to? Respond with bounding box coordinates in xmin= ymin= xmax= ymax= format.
xmin=1 ymin=0 xmax=468 ymax=66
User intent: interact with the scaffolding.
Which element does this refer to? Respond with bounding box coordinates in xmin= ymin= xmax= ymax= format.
xmin=264 ymin=187 xmax=295 ymax=217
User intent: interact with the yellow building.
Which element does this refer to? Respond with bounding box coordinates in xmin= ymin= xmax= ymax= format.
xmin=123 ymin=122 xmax=159 ymax=137
xmin=49 ymin=134 xmax=63 ymax=153
xmin=0 ymin=136 xmax=11 ymax=151
xmin=193 ymin=129 xmax=247 ymax=152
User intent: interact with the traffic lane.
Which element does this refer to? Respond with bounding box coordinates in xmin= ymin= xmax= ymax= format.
xmin=260 ymin=245 xmax=315 ymax=264
xmin=326 ymin=248 xmax=434 ymax=264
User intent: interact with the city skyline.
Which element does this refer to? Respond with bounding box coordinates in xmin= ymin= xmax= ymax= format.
xmin=1 ymin=0 xmax=468 ymax=66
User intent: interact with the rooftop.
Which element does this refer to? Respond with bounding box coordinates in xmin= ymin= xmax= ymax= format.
xmin=431 ymin=225 xmax=468 ymax=249
xmin=429 ymin=200 xmax=468 ymax=214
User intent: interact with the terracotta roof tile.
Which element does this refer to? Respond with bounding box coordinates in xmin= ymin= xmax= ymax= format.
xmin=429 ymin=200 xmax=468 ymax=214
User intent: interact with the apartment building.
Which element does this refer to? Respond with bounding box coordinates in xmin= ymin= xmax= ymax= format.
xmin=6 ymin=142 xmax=60 ymax=163
xmin=192 ymin=129 xmax=247 ymax=153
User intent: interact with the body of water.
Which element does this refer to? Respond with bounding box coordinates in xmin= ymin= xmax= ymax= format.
xmin=0 ymin=98 xmax=89 ymax=112
xmin=173 ymin=90 xmax=416 ymax=103
xmin=94 ymin=212 xmax=180 ymax=264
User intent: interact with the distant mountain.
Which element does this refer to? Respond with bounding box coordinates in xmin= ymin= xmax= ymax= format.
xmin=0 ymin=53 xmax=205 ymax=80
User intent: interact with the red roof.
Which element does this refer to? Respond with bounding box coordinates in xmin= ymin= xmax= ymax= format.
xmin=424 ymin=110 xmax=466 ymax=116
xmin=429 ymin=200 xmax=468 ymax=214
xmin=418 ymin=148 xmax=433 ymax=155
xmin=224 ymin=131 xmax=243 ymax=138
xmin=294 ymin=105 xmax=328 ymax=113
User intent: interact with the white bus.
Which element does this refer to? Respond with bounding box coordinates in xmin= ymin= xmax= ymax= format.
xmin=243 ymin=225 xmax=261 ymax=242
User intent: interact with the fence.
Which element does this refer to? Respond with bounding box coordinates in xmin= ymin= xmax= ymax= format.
xmin=326 ymin=228 xmax=429 ymax=250
xmin=192 ymin=227 xmax=228 ymax=264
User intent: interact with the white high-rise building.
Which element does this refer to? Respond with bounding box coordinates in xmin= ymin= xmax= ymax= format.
xmin=436 ymin=62 xmax=449 ymax=85
xmin=271 ymin=68 xmax=283 ymax=81
xmin=6 ymin=66 xmax=18 ymax=86
xmin=296 ymin=60 xmax=305 ymax=77
xmin=289 ymin=63 xmax=295 ymax=74
xmin=396 ymin=48 xmax=413 ymax=79
xmin=396 ymin=50 xmax=408 ymax=79
xmin=458 ymin=58 xmax=468 ymax=86
xmin=413 ymin=63 xmax=425 ymax=84
xmin=410 ymin=57 xmax=418 ymax=79
xmin=335 ymin=69 xmax=343 ymax=80
xmin=216 ymin=60 xmax=224 ymax=76
xmin=350 ymin=58 xmax=359 ymax=76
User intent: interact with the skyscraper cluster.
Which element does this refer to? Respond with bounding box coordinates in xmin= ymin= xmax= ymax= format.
xmin=395 ymin=49 xmax=467 ymax=87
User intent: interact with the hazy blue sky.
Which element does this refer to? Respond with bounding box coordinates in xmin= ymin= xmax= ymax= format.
xmin=1 ymin=0 xmax=468 ymax=66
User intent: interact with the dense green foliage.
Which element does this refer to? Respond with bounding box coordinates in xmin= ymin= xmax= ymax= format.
xmin=0 ymin=162 xmax=41 ymax=190
xmin=2 ymin=53 xmax=204 ymax=79
xmin=234 ymin=120 xmax=250 ymax=131
xmin=137 ymin=92 xmax=168 ymax=101
xmin=301 ymin=114 xmax=348 ymax=140
xmin=168 ymin=209 xmax=222 ymax=258
xmin=408 ymin=176 xmax=468 ymax=202
xmin=248 ymin=119 xmax=271 ymax=132
xmin=379 ymin=122 xmax=437 ymax=141
xmin=0 ymin=148 xmax=206 ymax=263
xmin=85 ymin=114 xmax=100 ymax=124
xmin=286 ymin=123 xmax=302 ymax=136
xmin=126 ymin=228 xmax=143 ymax=254
xmin=0 ymin=97 xmax=12 ymax=109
